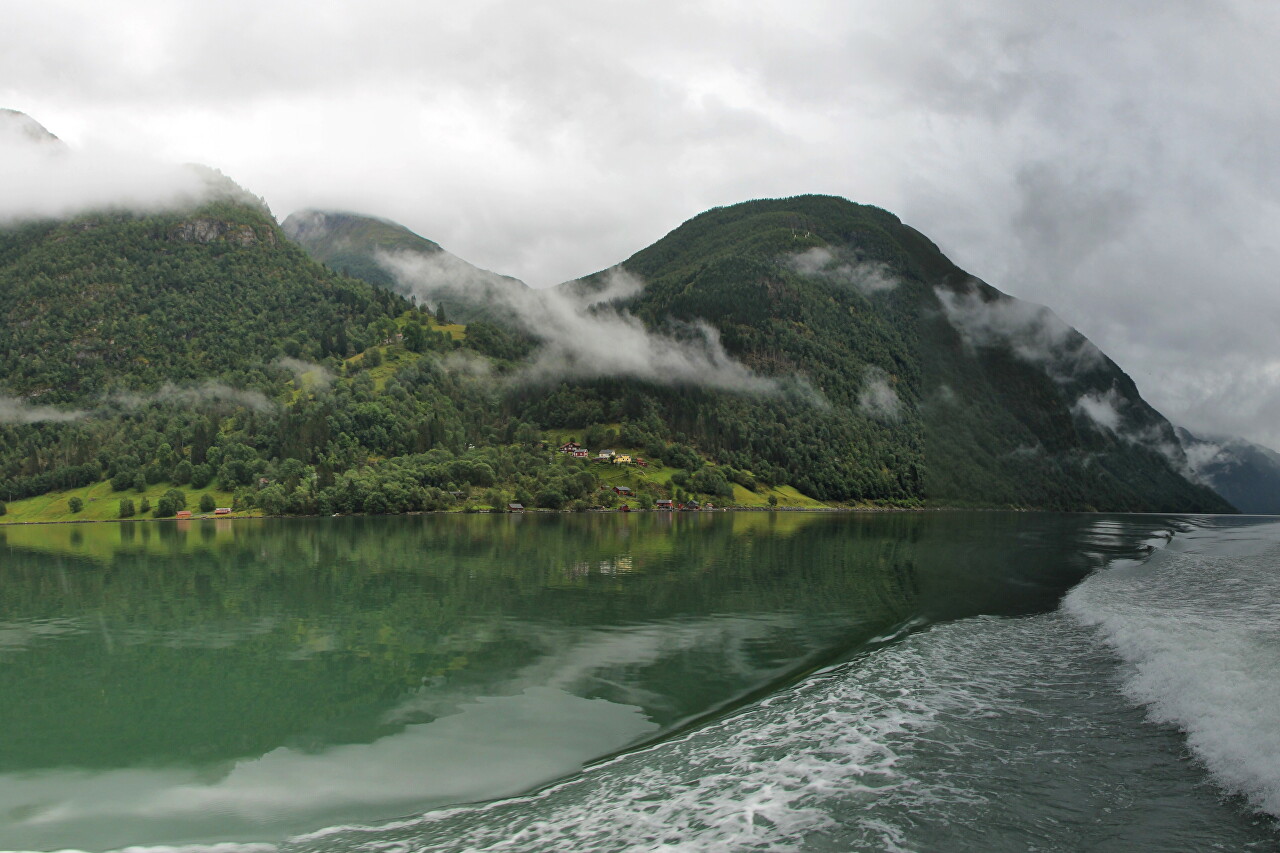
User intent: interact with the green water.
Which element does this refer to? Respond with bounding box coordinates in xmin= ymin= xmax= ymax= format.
xmin=0 ymin=511 xmax=1176 ymax=850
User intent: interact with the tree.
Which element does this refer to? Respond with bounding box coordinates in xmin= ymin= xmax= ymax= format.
xmin=68 ymin=497 xmax=83 ymax=513
xmin=258 ymin=484 xmax=288 ymax=515
xmin=0 ymin=501 xmax=8 ymax=516
xmin=118 ymin=497 xmax=135 ymax=518
xmin=435 ymin=302 xmax=447 ymax=324
xmin=155 ymin=496 xmax=176 ymax=517
xmin=199 ymin=493 xmax=216 ymax=513
xmin=163 ymin=488 xmax=187 ymax=511
xmin=139 ymin=496 xmax=151 ymax=514
xmin=190 ymin=463 xmax=214 ymax=489
xmin=768 ymin=494 xmax=778 ymax=508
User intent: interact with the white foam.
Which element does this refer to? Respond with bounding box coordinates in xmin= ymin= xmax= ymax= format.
xmin=1067 ymin=529 xmax=1280 ymax=817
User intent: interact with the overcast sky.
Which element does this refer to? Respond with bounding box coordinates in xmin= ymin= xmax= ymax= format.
xmin=3 ymin=0 xmax=1279 ymax=446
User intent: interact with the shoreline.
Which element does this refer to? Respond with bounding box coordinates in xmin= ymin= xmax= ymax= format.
xmin=0 ymin=503 xmax=930 ymax=527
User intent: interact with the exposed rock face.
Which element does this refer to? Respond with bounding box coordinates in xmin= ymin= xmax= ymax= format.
xmin=169 ymin=219 xmax=276 ymax=246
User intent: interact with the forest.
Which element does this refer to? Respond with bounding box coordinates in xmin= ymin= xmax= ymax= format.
xmin=0 ymin=193 xmax=1233 ymax=519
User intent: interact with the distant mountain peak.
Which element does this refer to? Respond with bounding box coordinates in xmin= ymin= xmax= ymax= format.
xmin=0 ymin=109 xmax=64 ymax=147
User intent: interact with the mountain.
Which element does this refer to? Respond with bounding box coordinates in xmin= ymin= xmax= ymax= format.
xmin=289 ymin=196 xmax=1228 ymax=512
xmin=0 ymin=109 xmax=62 ymax=146
xmin=554 ymin=195 xmax=1232 ymax=512
xmin=0 ymin=121 xmax=1231 ymax=517
xmin=281 ymin=209 xmax=527 ymax=324
xmin=1178 ymin=428 xmax=1280 ymax=514
xmin=0 ymin=197 xmax=399 ymax=402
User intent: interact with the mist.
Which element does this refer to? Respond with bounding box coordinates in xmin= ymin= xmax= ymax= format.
xmin=788 ymin=247 xmax=899 ymax=296
xmin=274 ymin=357 xmax=334 ymax=390
xmin=381 ymin=256 xmax=781 ymax=395
xmin=936 ymin=285 xmax=1106 ymax=382
xmin=108 ymin=381 xmax=275 ymax=414
xmin=857 ymin=366 xmax=901 ymax=421
xmin=0 ymin=111 xmax=213 ymax=224
xmin=0 ymin=396 xmax=87 ymax=424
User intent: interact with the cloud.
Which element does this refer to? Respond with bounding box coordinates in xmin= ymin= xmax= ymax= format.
xmin=936 ymin=285 xmax=1106 ymax=382
xmin=8 ymin=0 xmax=1280 ymax=449
xmin=382 ymin=257 xmax=781 ymax=395
xmin=788 ymin=247 xmax=899 ymax=295
xmin=108 ymin=381 xmax=275 ymax=413
xmin=274 ymin=357 xmax=334 ymax=390
xmin=0 ymin=112 xmax=216 ymax=224
xmin=1072 ymin=387 xmax=1191 ymax=475
xmin=857 ymin=366 xmax=901 ymax=421
xmin=0 ymin=396 xmax=87 ymax=423
xmin=1071 ymin=389 xmax=1123 ymax=433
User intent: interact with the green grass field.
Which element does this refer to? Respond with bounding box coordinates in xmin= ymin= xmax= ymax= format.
xmin=0 ymin=480 xmax=250 ymax=525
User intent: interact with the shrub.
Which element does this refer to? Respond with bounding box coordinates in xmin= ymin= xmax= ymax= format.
xmin=199 ymin=493 xmax=216 ymax=513
xmin=68 ymin=497 xmax=83 ymax=513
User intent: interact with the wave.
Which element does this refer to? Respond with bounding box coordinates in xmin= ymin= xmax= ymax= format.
xmin=1066 ymin=517 xmax=1280 ymax=820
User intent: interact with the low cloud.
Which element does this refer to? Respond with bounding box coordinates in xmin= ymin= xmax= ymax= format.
xmin=0 ymin=111 xmax=216 ymax=225
xmin=1072 ymin=389 xmax=1124 ymax=433
xmin=0 ymin=396 xmax=87 ymax=424
xmin=1073 ymin=387 xmax=1191 ymax=474
xmin=440 ymin=351 xmax=495 ymax=379
xmin=937 ymin=285 xmax=1106 ymax=382
xmin=109 ymin=381 xmax=275 ymax=413
xmin=857 ymin=366 xmax=901 ymax=421
xmin=382 ymin=255 xmax=781 ymax=395
xmin=788 ymin=247 xmax=899 ymax=295
xmin=274 ymin=357 xmax=334 ymax=390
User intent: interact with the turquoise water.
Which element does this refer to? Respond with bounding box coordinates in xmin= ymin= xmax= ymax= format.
xmin=0 ymin=512 xmax=1276 ymax=851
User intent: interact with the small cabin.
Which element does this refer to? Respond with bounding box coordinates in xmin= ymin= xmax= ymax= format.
xmin=507 ymin=502 xmax=524 ymax=512
xmin=573 ymin=449 xmax=590 ymax=459
xmin=635 ymin=457 xmax=648 ymax=467
xmin=619 ymin=504 xmax=631 ymax=512
xmin=175 ymin=510 xmax=193 ymax=519
xmin=214 ymin=507 xmax=232 ymax=515
xmin=613 ymin=454 xmax=632 ymax=465
xmin=656 ymin=499 xmax=673 ymax=510
xmin=613 ymin=486 xmax=633 ymax=496
xmin=559 ymin=441 xmax=581 ymax=453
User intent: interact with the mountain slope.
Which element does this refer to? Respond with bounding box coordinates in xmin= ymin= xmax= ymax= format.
xmin=1179 ymin=428 xmax=1280 ymax=514
xmin=282 ymin=209 xmax=527 ymax=324
xmin=0 ymin=199 xmax=401 ymax=402
xmin=582 ymin=195 xmax=1231 ymax=512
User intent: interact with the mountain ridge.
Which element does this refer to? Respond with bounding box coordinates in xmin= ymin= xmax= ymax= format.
xmin=0 ymin=113 xmax=1237 ymax=514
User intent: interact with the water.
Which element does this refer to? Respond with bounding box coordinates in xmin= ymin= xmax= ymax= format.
xmin=0 ymin=512 xmax=1276 ymax=851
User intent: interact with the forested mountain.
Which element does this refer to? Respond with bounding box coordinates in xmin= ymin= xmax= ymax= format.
xmin=282 ymin=209 xmax=528 ymax=325
xmin=1178 ymin=428 xmax=1280 ymax=514
xmin=0 ymin=124 xmax=1232 ymax=518
xmin=554 ymin=196 xmax=1230 ymax=512
xmin=289 ymin=196 xmax=1230 ymax=513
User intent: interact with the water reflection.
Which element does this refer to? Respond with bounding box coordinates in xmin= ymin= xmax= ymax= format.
xmin=0 ymin=511 xmax=1177 ymax=850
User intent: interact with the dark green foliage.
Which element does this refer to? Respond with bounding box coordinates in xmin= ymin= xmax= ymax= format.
xmin=0 ymin=194 xmax=1232 ymax=514
xmin=199 ymin=493 xmax=216 ymax=513
xmin=68 ymin=497 xmax=83 ymax=513
xmin=118 ymin=498 xmax=135 ymax=518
